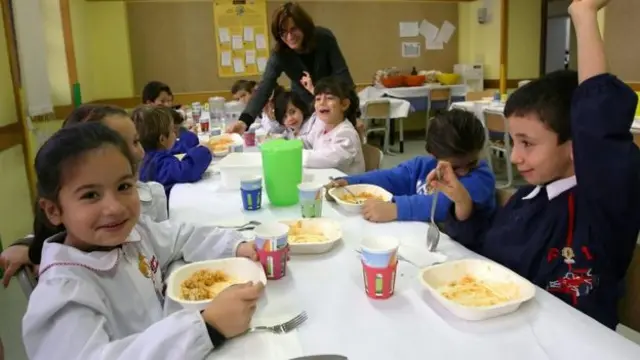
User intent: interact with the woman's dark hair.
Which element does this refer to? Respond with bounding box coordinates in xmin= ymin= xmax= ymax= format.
xmin=313 ymin=77 xmax=360 ymax=126
xmin=131 ymin=105 xmax=173 ymax=151
xmin=141 ymin=81 xmax=173 ymax=103
xmin=62 ymin=104 xmax=129 ymax=128
xmin=425 ymin=109 xmax=486 ymax=159
xmin=29 ymin=122 xmax=135 ymax=264
xmin=271 ymin=2 xmax=316 ymax=53
xmin=504 ymin=69 xmax=578 ymax=144
xmin=231 ymin=80 xmax=257 ymax=95
xmin=273 ymin=90 xmax=312 ymax=125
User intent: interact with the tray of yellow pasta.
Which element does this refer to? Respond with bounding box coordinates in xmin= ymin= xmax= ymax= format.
xmin=279 ymin=219 xmax=342 ymax=254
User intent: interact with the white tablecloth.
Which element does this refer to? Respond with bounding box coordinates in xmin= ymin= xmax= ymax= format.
xmin=169 ymin=168 xmax=640 ymax=360
xmin=360 ymin=84 xmax=467 ymax=99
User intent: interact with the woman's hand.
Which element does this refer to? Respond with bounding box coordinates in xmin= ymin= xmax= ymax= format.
xmin=201 ymin=282 xmax=264 ymax=338
xmin=236 ymin=242 xmax=258 ymax=261
xmin=226 ymin=121 xmax=247 ymax=134
xmin=426 ymin=161 xmax=473 ymax=221
xmin=0 ymin=245 xmax=33 ymax=288
xmin=300 ymin=71 xmax=314 ymax=94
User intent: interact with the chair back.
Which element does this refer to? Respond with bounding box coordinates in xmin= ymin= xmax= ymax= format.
xmin=495 ymin=187 xmax=516 ymax=207
xmin=484 ymin=110 xmax=508 ymax=133
xmin=430 ymin=88 xmax=452 ymax=102
xmin=619 ymin=243 xmax=640 ymax=332
xmin=361 ymin=100 xmax=391 ymax=120
xmin=466 ymin=90 xmax=495 ymax=101
xmin=362 ymin=144 xmax=383 ymax=171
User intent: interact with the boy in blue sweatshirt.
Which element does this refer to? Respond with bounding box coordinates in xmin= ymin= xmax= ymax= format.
xmin=133 ymin=105 xmax=212 ymax=196
xmin=429 ymin=0 xmax=640 ymax=329
xmin=169 ymin=108 xmax=200 ymax=154
xmin=328 ymin=109 xmax=496 ymax=223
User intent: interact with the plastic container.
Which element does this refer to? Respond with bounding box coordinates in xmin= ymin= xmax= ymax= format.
xmin=217 ymin=152 xmax=262 ymax=190
xmin=260 ymin=139 xmax=303 ymax=206
xmin=419 ymin=259 xmax=536 ymax=321
xmin=327 ymin=184 xmax=393 ymax=214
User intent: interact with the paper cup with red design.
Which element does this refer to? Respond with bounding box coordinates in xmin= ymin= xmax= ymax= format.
xmin=360 ymin=236 xmax=399 ymax=299
xmin=254 ymin=223 xmax=290 ymax=280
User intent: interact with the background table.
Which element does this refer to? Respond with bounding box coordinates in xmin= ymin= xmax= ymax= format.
xmin=169 ymin=168 xmax=640 ymax=360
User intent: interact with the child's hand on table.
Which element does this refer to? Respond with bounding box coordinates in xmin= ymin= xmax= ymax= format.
xmin=0 ymin=245 xmax=35 ymax=288
xmin=236 ymin=242 xmax=258 ymax=261
xmin=362 ymin=200 xmax=397 ymax=223
xmin=324 ymin=178 xmax=348 ymax=202
xmin=426 ymin=161 xmax=473 ymax=221
xmin=202 ymin=281 xmax=265 ymax=338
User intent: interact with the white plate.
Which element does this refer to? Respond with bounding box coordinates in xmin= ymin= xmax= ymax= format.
xmin=166 ymin=258 xmax=267 ymax=312
xmin=327 ymin=184 xmax=393 ymax=214
xmin=419 ymin=259 xmax=535 ymax=321
xmin=279 ymin=218 xmax=342 ymax=254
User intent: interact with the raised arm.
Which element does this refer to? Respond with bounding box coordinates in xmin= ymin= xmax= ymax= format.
xmin=239 ymin=54 xmax=283 ymax=126
xmin=569 ymin=0 xmax=607 ymax=83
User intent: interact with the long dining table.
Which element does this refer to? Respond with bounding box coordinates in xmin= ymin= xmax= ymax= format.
xmin=169 ymin=166 xmax=640 ymax=360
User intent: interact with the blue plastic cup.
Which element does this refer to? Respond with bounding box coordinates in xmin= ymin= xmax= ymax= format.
xmin=240 ymin=176 xmax=262 ymax=211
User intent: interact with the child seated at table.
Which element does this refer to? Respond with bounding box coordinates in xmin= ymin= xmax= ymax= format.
xmin=231 ymin=79 xmax=257 ymax=105
xmin=142 ymin=80 xmax=174 ymax=108
xmin=430 ymin=0 xmax=640 ymax=329
xmin=0 ymin=104 xmax=172 ymax=288
xmin=133 ymin=105 xmax=212 ymax=196
xmin=327 ymin=109 xmax=495 ymax=223
xmin=22 ymin=122 xmax=263 ymax=359
xmin=302 ymin=77 xmax=365 ymax=175
xmin=273 ymin=90 xmax=317 ymax=139
xmin=169 ymin=108 xmax=199 ymax=154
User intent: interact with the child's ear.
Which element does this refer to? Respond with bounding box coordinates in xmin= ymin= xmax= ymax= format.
xmin=340 ymin=98 xmax=351 ymax=112
xmin=40 ymin=198 xmax=62 ymax=226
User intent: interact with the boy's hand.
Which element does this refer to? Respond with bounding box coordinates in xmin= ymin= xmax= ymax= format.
xmin=201 ymin=282 xmax=264 ymax=338
xmin=426 ymin=161 xmax=473 ymax=220
xmin=236 ymin=242 xmax=258 ymax=261
xmin=362 ymin=200 xmax=397 ymax=223
xmin=324 ymin=178 xmax=348 ymax=202
xmin=0 ymin=245 xmax=32 ymax=288
xmin=569 ymin=0 xmax=609 ymax=14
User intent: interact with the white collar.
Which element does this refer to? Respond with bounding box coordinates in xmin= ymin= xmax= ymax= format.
xmin=522 ymin=175 xmax=577 ymax=201
xmin=39 ymin=226 xmax=142 ymax=274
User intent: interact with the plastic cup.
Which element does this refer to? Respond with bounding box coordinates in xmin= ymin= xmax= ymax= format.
xmin=243 ymin=132 xmax=256 ymax=147
xmin=254 ymin=223 xmax=290 ymax=280
xmin=210 ymin=128 xmax=222 ymax=136
xmin=360 ymin=236 xmax=400 ymax=299
xmin=240 ymin=176 xmax=262 ymax=211
xmin=297 ymin=182 xmax=323 ymax=218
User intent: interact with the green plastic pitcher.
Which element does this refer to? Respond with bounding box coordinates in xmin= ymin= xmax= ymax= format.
xmin=260 ymin=139 xmax=303 ymax=206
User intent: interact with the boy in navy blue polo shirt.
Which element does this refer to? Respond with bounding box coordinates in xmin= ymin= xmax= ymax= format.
xmin=428 ymin=0 xmax=640 ymax=329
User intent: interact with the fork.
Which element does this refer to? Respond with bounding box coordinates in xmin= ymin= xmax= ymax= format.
xmin=245 ymin=311 xmax=308 ymax=335
xmin=216 ymin=220 xmax=261 ymax=230
xmin=426 ymin=170 xmax=441 ymax=252
xmin=328 ymin=176 xmax=363 ymax=204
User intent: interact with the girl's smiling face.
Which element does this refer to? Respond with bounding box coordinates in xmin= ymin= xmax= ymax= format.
xmin=314 ymin=93 xmax=350 ymax=125
xmin=41 ymin=145 xmax=141 ymax=251
xmin=283 ymin=102 xmax=304 ymax=130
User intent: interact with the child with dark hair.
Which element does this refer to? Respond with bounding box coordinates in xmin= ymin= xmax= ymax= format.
xmin=22 ymin=122 xmax=263 ymax=359
xmin=273 ymin=90 xmax=315 ymax=138
xmin=302 ymin=76 xmax=364 ymax=174
xmin=0 ymin=104 xmax=170 ymax=285
xmin=231 ymin=80 xmax=258 ymax=105
xmin=133 ymin=105 xmax=212 ymax=195
xmin=255 ymin=83 xmax=286 ymax=134
xmin=169 ymin=109 xmax=199 ymax=154
xmin=429 ymin=0 xmax=640 ymax=329
xmin=142 ymin=81 xmax=173 ymax=107
xmin=327 ymin=109 xmax=495 ymax=223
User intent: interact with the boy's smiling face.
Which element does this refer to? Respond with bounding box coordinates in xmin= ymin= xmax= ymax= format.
xmin=508 ymin=113 xmax=574 ymax=185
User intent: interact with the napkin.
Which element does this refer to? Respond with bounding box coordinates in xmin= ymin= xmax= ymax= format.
xmin=397 ymin=244 xmax=447 ymax=267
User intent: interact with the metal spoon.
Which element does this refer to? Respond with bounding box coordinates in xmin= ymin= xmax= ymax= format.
xmin=426 ymin=170 xmax=441 ymax=252
xmin=328 ymin=176 xmax=363 ymax=205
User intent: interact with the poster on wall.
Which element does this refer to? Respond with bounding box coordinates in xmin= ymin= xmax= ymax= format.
xmin=214 ymin=0 xmax=270 ymax=77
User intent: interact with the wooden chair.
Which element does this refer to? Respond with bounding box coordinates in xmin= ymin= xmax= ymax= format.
xmin=466 ymin=90 xmax=495 ymax=101
xmin=633 ymin=132 xmax=640 ymax=148
xmin=426 ymin=88 xmax=452 ymax=138
xmin=495 ymin=187 xmax=516 ymax=207
xmin=619 ymin=243 xmax=640 ymax=333
xmin=362 ymin=143 xmax=384 ymax=171
xmin=483 ymin=109 xmax=513 ymax=188
xmin=361 ymin=100 xmax=393 ymax=154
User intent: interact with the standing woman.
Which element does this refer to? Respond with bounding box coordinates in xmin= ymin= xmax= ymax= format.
xmin=228 ymin=2 xmax=354 ymax=133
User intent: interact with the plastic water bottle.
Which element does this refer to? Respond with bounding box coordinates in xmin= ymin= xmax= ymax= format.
xmin=493 ymin=91 xmax=501 ymax=105
xmin=210 ymin=108 xmax=221 ymax=132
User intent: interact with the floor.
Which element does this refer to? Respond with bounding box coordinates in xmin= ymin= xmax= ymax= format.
xmin=1 ymin=139 xmax=638 ymax=360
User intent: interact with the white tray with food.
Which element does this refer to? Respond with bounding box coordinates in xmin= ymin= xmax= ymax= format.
xmin=419 ymin=259 xmax=536 ymax=321
xmin=207 ymin=133 xmax=244 ymax=156
xmin=279 ymin=218 xmax=342 ymax=254
xmin=166 ymin=257 xmax=267 ymax=312
xmin=327 ymin=184 xmax=393 ymax=214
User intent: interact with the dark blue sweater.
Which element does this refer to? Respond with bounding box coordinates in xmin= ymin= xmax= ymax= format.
xmin=345 ymin=156 xmax=496 ymax=222
xmin=139 ymin=146 xmax=212 ymax=196
xmin=170 ymin=128 xmax=200 ymax=154
xmin=445 ymin=74 xmax=640 ymax=329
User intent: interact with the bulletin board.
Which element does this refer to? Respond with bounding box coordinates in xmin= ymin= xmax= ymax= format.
xmin=126 ymin=0 xmax=458 ymax=93
xmin=213 ymin=0 xmax=270 ymax=77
